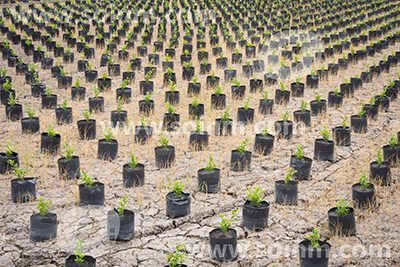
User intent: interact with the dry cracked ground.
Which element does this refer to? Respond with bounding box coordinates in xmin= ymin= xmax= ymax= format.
xmin=1 ymin=9 xmax=400 ymax=267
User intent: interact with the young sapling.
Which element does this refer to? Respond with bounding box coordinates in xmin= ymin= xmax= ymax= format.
xmin=315 ymin=92 xmax=322 ymax=103
xmin=103 ymin=128 xmax=114 ymax=142
xmin=358 ymin=172 xmax=369 ymax=189
xmin=376 ymin=149 xmax=383 ymax=166
xmin=47 ymin=124 xmax=56 ymax=138
xmin=335 ymin=198 xmax=349 ymax=216
xmin=74 ymin=239 xmax=85 ymax=264
xmin=4 ymin=140 xmax=12 ymax=156
xmin=8 ymin=160 xmax=26 ymax=181
xmin=35 ymin=197 xmax=52 ymax=217
xmin=63 ymin=142 xmax=74 ymax=161
xmin=218 ymin=208 xmax=239 ymax=235
xmin=294 ymin=144 xmax=303 ymax=160
xmin=245 ymin=186 xmax=265 ymax=206
xmin=387 ymin=134 xmax=397 ymax=148
xmin=158 ymin=133 xmax=169 ymax=150
xmin=80 ymin=171 xmax=93 ymax=187
xmin=299 ymin=99 xmax=307 ymax=112
xmin=242 ymin=96 xmax=251 ymax=110
xmin=128 ymin=152 xmax=138 ymax=169
xmin=60 ymin=97 xmax=68 ymax=110
xmin=194 ymin=116 xmax=202 ymax=133
xmin=237 ymin=139 xmax=248 ymax=153
xmin=171 ymin=179 xmax=184 ymax=197
xmin=116 ymin=194 xmax=130 ymax=217
xmin=284 ymin=168 xmax=297 ymax=184
xmin=204 ymin=154 xmax=217 ymax=171
xmin=281 ymin=108 xmax=289 ymax=122
xmin=341 ymin=115 xmax=348 ymax=128
xmin=165 ymin=244 xmax=187 ymax=267
xmin=320 ymin=125 xmax=330 ymax=141
xmin=306 ymin=228 xmax=320 ymax=249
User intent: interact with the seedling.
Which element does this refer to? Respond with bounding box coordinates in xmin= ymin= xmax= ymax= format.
xmin=205 ymin=154 xmax=217 ymax=171
xmin=74 ymin=239 xmax=85 ymax=264
xmin=158 ymin=133 xmax=169 ymax=150
xmin=165 ymin=67 xmax=173 ymax=76
xmin=82 ymin=107 xmax=94 ymax=121
xmin=103 ymin=128 xmax=114 ymax=142
xmin=380 ymin=87 xmax=387 ymax=98
xmin=165 ymin=102 xmax=175 ymax=115
xmin=144 ymin=91 xmax=153 ymax=103
xmin=184 ymin=60 xmax=192 ymax=68
xmin=306 ymin=228 xmax=320 ymax=249
xmin=60 ymin=67 xmax=66 ymax=77
xmin=184 ymin=92 xmax=198 ymax=107
xmin=86 ymin=62 xmax=93 ymax=72
xmin=4 ymin=140 xmax=12 ymax=156
xmin=335 ymin=198 xmax=349 ymax=216
xmin=376 ymin=149 xmax=383 ymax=166
xmin=261 ymin=124 xmax=270 ymax=136
xmin=29 ymin=62 xmax=37 ymax=73
xmin=64 ymin=142 xmax=74 ymax=161
xmin=120 ymin=78 xmax=129 ymax=90
xmin=243 ymin=96 xmax=251 ymax=110
xmin=8 ymin=160 xmax=26 ymax=181
xmin=220 ymin=107 xmax=231 ymax=122
xmin=359 ymin=172 xmax=369 ymax=189
xmin=116 ymin=97 xmax=123 ymax=113
xmin=145 ymin=69 xmax=153 ymax=83
xmin=295 ymin=75 xmax=302 ymax=84
xmin=165 ymin=244 xmax=187 ymax=267
xmin=299 ymin=99 xmax=307 ymax=112
xmin=358 ymin=108 xmax=366 ymax=117
xmin=294 ymin=144 xmax=303 ymax=160
xmin=245 ymin=186 xmax=264 ymax=206
xmin=33 ymin=72 xmax=39 ymax=84
xmin=237 ymin=139 xmax=248 ymax=153
xmin=192 ymin=75 xmax=198 ymax=84
xmin=60 ymin=97 xmax=68 ymax=110
xmin=218 ymin=208 xmax=239 ymax=235
xmin=388 ymin=134 xmax=397 ymax=148
xmin=279 ymin=80 xmax=286 ymax=91
xmin=195 ymin=116 xmax=202 ymax=133
xmin=108 ymin=55 xmax=116 ymax=65
xmin=341 ymin=115 xmax=348 ymax=128
xmin=44 ymin=86 xmax=52 ymax=97
xmin=320 ymin=125 xmax=330 ymax=141
xmin=315 ymin=92 xmax=322 ymax=103
xmin=140 ymin=115 xmax=146 ymax=128
xmin=284 ymin=168 xmax=297 ymax=184
xmin=47 ymin=124 xmax=56 ymax=138
xmin=263 ymin=90 xmax=269 ymax=100
xmin=281 ymin=108 xmax=289 ymax=122
xmin=171 ymin=179 xmax=184 ymax=197
xmin=116 ymin=194 xmax=130 ymax=217
xmin=102 ymin=72 xmax=108 ymax=81
xmin=388 ymin=77 xmax=395 ymax=88
xmin=6 ymin=91 xmax=17 ymax=106
xmin=214 ymin=85 xmax=222 ymax=96
xmin=169 ymin=80 xmax=177 ymax=93
xmin=35 ymin=197 xmax=52 ymax=217
xmin=233 ymin=77 xmax=241 ymax=87
xmin=333 ymin=85 xmax=339 ymax=95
